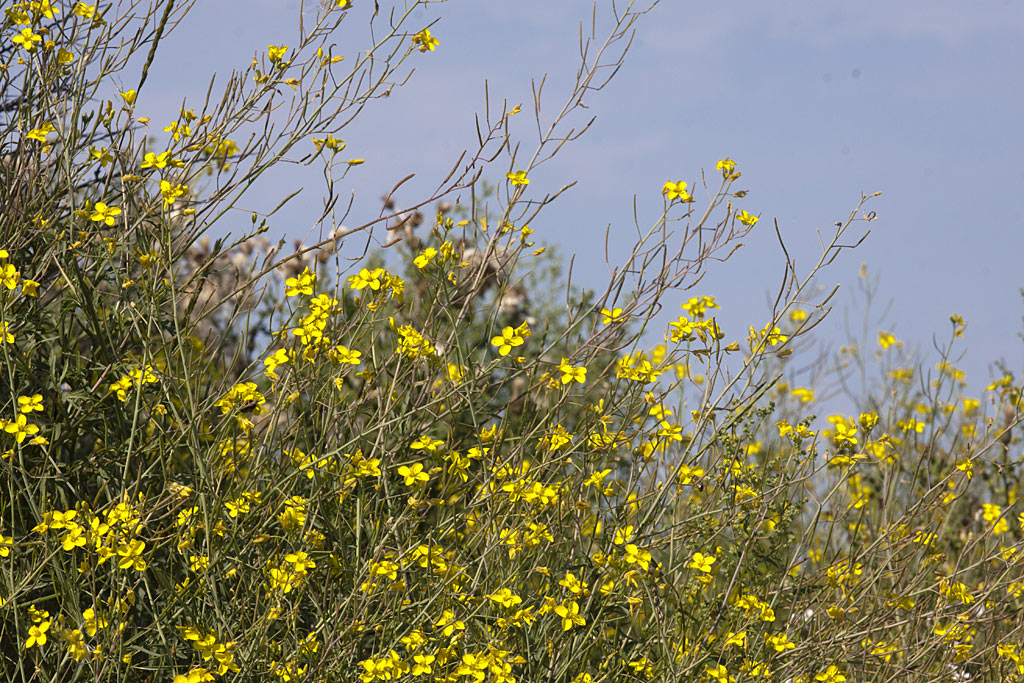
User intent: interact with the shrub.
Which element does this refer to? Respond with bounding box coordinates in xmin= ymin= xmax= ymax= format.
xmin=2 ymin=1 xmax=1022 ymax=682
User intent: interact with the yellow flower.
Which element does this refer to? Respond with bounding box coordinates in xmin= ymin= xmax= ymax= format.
xmin=411 ymin=28 xmax=439 ymax=52
xmin=411 ymin=654 xmax=434 ymax=676
xmin=446 ymin=363 xmax=466 ymax=383
xmin=434 ymin=610 xmax=465 ymax=637
xmin=878 ymin=330 xmax=900 ymax=349
xmin=558 ymin=572 xmax=588 ymax=595
xmin=815 ymin=665 xmax=846 ymax=683
xmin=487 ymin=588 xmax=523 ymax=609
xmin=141 ymin=150 xmax=183 ymax=170
xmin=833 ymin=422 xmax=858 ymax=446
xmin=312 ymin=135 xmax=346 ymax=152
xmin=600 ymin=307 xmax=623 ymax=324
xmin=116 ymin=538 xmax=147 ymax=571
xmin=558 ymin=358 xmax=586 ymax=384
xmin=791 ymin=387 xmax=815 ymax=403
xmin=736 ymin=209 xmax=759 ymax=226
xmin=267 ymin=44 xmax=289 ymax=63
xmin=858 ymin=411 xmax=878 ymax=431
xmin=395 ymin=324 xmax=435 ymax=359
xmin=410 ymin=435 xmax=443 ymax=451
xmin=286 ymin=267 xmax=315 ymax=297
xmin=662 ymin=180 xmax=693 ymax=202
xmin=348 ymin=267 xmax=384 ymax=291
xmin=506 ymin=170 xmax=529 ymax=186
xmin=12 ymin=28 xmax=43 ymax=52
xmin=688 ymin=552 xmax=716 ymax=573
xmin=723 ymin=631 xmax=746 ymax=648
xmin=716 ymin=157 xmax=736 ymax=177
xmin=159 ymin=180 xmax=188 ymax=206
xmin=163 ymin=120 xmax=192 ymax=141
xmin=26 ymin=122 xmax=54 ymax=142
xmin=1 ymin=264 xmax=19 ymax=290
xmin=704 ymin=663 xmax=733 ymax=683
xmin=553 ymin=600 xmax=585 ymax=630
xmin=413 ymin=247 xmax=437 ymax=269
xmin=90 ymin=202 xmax=122 ymax=226
xmin=330 ymin=345 xmax=361 ymax=365
xmin=765 ymin=632 xmax=796 ymax=652
xmin=623 ymin=544 xmax=651 ymax=570
xmin=25 ymin=620 xmax=50 ymax=648
xmin=955 ymin=459 xmax=973 ymax=479
xmin=4 ymin=415 xmax=39 ymax=443
xmin=17 ymin=395 xmax=43 ymax=413
xmin=263 ymin=348 xmax=290 ymax=378
xmin=174 ymin=669 xmax=216 ymax=683
xmin=749 ymin=323 xmax=787 ymax=350
xmin=73 ymin=3 xmax=97 ymax=19
xmin=491 ymin=326 xmax=525 ymax=356
xmin=982 ymin=503 xmax=1009 ymax=535
xmin=681 ymin=295 xmax=719 ymax=318
xmin=677 ymin=464 xmax=704 ymax=485
xmin=36 ymin=0 xmax=60 ymax=19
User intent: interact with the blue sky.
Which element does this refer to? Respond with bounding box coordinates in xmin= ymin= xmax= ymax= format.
xmin=145 ymin=0 xmax=1024 ymax=401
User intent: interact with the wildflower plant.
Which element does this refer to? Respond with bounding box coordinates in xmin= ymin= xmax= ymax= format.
xmin=0 ymin=1 xmax=1022 ymax=682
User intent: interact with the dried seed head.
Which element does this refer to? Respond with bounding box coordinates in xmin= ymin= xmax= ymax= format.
xmin=499 ymin=284 xmax=528 ymax=316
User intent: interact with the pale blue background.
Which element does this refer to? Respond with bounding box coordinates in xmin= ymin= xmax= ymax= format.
xmin=143 ymin=0 xmax=1024 ymax=402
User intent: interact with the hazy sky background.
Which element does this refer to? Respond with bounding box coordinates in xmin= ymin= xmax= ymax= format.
xmin=141 ymin=0 xmax=1024 ymax=405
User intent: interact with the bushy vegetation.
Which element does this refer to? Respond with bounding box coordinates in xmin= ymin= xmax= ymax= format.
xmin=2 ymin=1 xmax=1022 ymax=681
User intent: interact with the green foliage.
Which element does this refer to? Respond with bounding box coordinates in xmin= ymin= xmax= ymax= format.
xmin=2 ymin=1 xmax=1023 ymax=682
